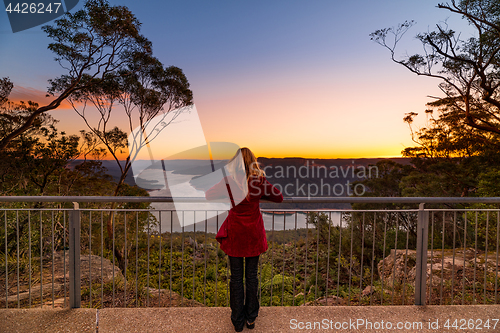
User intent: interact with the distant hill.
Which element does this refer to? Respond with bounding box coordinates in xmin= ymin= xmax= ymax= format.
xmin=69 ymin=160 xmax=137 ymax=186
xmin=257 ymin=157 xmax=411 ymax=209
xmin=69 ymin=157 xmax=411 ymax=209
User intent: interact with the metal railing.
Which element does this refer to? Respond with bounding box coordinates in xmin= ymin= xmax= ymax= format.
xmin=1 ymin=197 xmax=500 ymax=309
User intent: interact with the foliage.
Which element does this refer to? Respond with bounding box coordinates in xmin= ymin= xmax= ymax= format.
xmin=0 ymin=0 xmax=154 ymax=151
xmin=370 ymin=0 xmax=500 ymax=136
xmin=59 ymin=40 xmax=194 ymax=198
xmin=368 ymin=0 xmax=500 ymax=200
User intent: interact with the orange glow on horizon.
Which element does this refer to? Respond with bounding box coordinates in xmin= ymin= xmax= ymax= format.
xmin=245 ymin=142 xmax=407 ymax=160
xmin=91 ymin=147 xmax=404 ymax=160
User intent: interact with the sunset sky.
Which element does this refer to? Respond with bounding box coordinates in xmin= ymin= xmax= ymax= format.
xmin=0 ymin=0 xmax=470 ymax=159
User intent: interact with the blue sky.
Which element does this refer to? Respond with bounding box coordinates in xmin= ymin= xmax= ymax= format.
xmin=0 ymin=0 xmax=471 ymax=158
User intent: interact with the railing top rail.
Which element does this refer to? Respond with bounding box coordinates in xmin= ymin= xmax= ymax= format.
xmin=1 ymin=196 xmax=500 ymax=203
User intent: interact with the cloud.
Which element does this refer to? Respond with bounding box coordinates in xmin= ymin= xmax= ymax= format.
xmin=9 ymin=85 xmax=75 ymax=109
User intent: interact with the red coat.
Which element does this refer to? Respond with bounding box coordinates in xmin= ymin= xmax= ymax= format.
xmin=205 ymin=176 xmax=283 ymax=257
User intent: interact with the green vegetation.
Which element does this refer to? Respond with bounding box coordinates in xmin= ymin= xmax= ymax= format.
xmin=1 ymin=210 xmax=499 ymax=308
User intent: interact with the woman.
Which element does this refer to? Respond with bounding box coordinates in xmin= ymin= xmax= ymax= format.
xmin=205 ymin=147 xmax=283 ymax=332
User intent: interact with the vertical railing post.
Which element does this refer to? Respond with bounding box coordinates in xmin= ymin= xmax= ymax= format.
xmin=69 ymin=202 xmax=81 ymax=308
xmin=415 ymin=203 xmax=429 ymax=305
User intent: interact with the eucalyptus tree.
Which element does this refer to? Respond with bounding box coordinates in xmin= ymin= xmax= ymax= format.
xmin=64 ymin=54 xmax=192 ymax=197
xmin=369 ymin=0 xmax=500 ymax=200
xmin=0 ymin=78 xmax=55 ymax=146
xmin=57 ymin=53 xmax=193 ymax=196
xmin=0 ymin=0 xmax=153 ymax=151
xmin=370 ymin=0 xmax=500 ymax=136
xmin=57 ymin=53 xmax=193 ymax=270
xmin=0 ymin=77 xmax=13 ymax=105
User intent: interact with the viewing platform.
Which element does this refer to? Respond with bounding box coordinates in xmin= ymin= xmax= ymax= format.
xmin=2 ymin=305 xmax=500 ymax=332
xmin=2 ymin=197 xmax=500 ymax=332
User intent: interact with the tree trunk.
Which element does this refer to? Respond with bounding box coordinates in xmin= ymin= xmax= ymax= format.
xmin=105 ymin=169 xmax=130 ymax=274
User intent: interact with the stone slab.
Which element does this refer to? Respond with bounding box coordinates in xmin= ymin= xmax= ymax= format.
xmin=2 ymin=305 xmax=500 ymax=332
xmin=98 ymin=305 xmax=500 ymax=333
xmin=0 ymin=308 xmax=97 ymax=333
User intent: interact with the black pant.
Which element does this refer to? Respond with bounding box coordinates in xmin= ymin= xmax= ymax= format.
xmin=228 ymin=255 xmax=260 ymax=329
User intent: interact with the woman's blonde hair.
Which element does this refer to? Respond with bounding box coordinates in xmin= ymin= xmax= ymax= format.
xmin=240 ymin=147 xmax=265 ymax=180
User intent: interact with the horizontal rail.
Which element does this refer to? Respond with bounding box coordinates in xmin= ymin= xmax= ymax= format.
xmin=2 ymin=201 xmax=500 ymax=309
xmin=1 ymin=196 xmax=500 ymax=203
xmin=0 ymin=196 xmax=500 ymax=308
